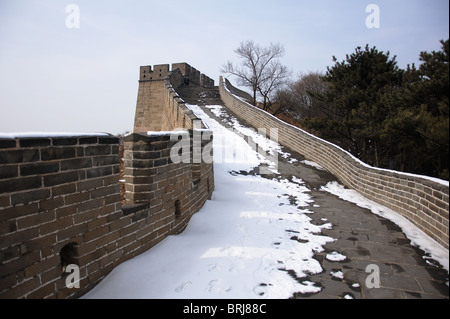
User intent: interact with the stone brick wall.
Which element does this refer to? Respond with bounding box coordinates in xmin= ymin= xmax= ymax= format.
xmin=0 ymin=134 xmax=122 ymax=298
xmin=219 ymin=76 xmax=449 ymax=250
xmin=134 ymin=62 xmax=214 ymax=132
xmin=164 ymin=71 xmax=205 ymax=131
xmin=139 ymin=64 xmax=170 ymax=82
xmin=0 ymin=131 xmax=214 ymax=298
xmin=171 ymin=63 xmax=214 ymax=87
xmin=123 ymin=131 xmax=214 ymax=236
xmin=134 ymin=79 xmax=167 ymax=132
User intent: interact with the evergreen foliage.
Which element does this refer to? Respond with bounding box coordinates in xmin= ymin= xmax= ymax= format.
xmin=298 ymin=40 xmax=449 ymax=180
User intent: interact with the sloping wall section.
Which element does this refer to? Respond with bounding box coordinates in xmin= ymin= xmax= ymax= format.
xmin=134 ymin=63 xmax=214 ymax=132
xmin=0 ymin=64 xmax=215 ymax=299
xmin=219 ymin=76 xmax=449 ymax=250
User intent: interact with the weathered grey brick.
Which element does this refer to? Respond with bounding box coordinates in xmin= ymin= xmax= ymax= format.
xmin=0 ymin=139 xmax=16 ymax=149
xmin=86 ymin=166 xmax=113 ymax=179
xmin=20 ymin=162 xmax=59 ymax=176
xmin=52 ymin=138 xmax=78 ymax=146
xmin=85 ymin=145 xmax=111 ymax=156
xmin=98 ymin=136 xmax=119 ymax=144
xmin=0 ymin=165 xmax=18 ymax=179
xmin=61 ymin=158 xmax=92 ymax=171
xmin=10 ymin=189 xmax=51 ymax=206
xmin=19 ymin=138 xmax=51 ymax=148
xmin=0 ymin=149 xmax=40 ymax=164
xmin=78 ymin=137 xmax=98 ymax=145
xmin=93 ymin=155 xmax=118 ymax=166
xmin=0 ymin=176 xmax=42 ymax=194
xmin=43 ymin=171 xmax=79 ymax=187
xmin=41 ymin=147 xmax=76 ymax=161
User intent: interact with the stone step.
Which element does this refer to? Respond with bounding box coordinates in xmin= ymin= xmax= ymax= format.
xmin=175 ymin=85 xmax=224 ymax=106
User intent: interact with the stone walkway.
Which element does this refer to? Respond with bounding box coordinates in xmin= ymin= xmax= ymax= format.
xmin=276 ymin=148 xmax=449 ymax=299
xmin=178 ymin=85 xmax=449 ymax=299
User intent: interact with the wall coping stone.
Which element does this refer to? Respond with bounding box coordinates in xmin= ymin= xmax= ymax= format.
xmin=220 ymin=77 xmax=449 ymax=187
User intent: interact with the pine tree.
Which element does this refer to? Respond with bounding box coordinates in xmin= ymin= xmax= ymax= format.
xmin=305 ymin=45 xmax=403 ymax=166
xmin=382 ymin=40 xmax=449 ymax=179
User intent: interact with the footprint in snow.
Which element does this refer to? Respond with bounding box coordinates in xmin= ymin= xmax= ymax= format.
xmin=208 ymin=263 xmax=223 ymax=272
xmin=175 ymin=281 xmax=192 ymax=293
xmin=253 ymin=282 xmax=273 ymax=296
xmin=206 ymin=279 xmax=231 ymax=293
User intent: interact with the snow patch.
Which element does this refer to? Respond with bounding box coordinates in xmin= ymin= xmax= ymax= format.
xmin=82 ymin=104 xmax=336 ymax=299
xmin=147 ymin=130 xmax=188 ymax=136
xmin=330 ymin=270 xmax=344 ymax=279
xmin=321 ymin=181 xmax=449 ymax=271
xmin=326 ymin=251 xmax=347 ymax=262
xmin=300 ymin=160 xmax=326 ymax=171
xmin=0 ymin=132 xmax=110 ymax=138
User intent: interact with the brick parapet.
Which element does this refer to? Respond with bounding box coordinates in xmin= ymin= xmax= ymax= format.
xmin=123 ymin=131 xmax=214 ymax=234
xmin=0 ymin=131 xmax=214 ymax=299
xmin=0 ymin=134 xmax=122 ymax=298
xmin=134 ymin=62 xmax=214 ymax=132
xmin=219 ymin=76 xmax=449 ymax=250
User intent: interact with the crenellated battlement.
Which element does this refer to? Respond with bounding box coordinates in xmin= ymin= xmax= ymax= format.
xmin=138 ymin=63 xmax=214 ymax=87
xmin=139 ymin=64 xmax=170 ymax=81
xmin=134 ymin=62 xmax=215 ymax=133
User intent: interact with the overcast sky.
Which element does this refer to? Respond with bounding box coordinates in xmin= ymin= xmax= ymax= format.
xmin=0 ymin=0 xmax=448 ymax=134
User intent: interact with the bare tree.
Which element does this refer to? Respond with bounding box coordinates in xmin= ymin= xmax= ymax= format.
xmin=270 ymin=72 xmax=329 ymax=119
xmin=258 ymin=60 xmax=290 ymax=111
xmin=221 ymin=40 xmax=289 ymax=107
xmin=289 ymin=72 xmax=329 ymax=118
xmin=270 ymin=87 xmax=297 ymax=116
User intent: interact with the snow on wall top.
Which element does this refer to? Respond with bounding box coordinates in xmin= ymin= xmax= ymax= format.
xmin=0 ymin=132 xmax=111 ymax=139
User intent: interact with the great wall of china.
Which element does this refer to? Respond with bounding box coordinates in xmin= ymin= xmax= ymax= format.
xmin=0 ymin=62 xmax=448 ymax=298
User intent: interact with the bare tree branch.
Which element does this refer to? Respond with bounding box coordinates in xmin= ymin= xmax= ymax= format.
xmin=221 ymin=41 xmax=288 ymax=107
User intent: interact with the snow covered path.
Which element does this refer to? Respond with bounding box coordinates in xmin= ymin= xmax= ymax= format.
xmin=83 ymin=103 xmax=448 ymax=299
xmin=83 ymin=104 xmax=336 ymax=299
